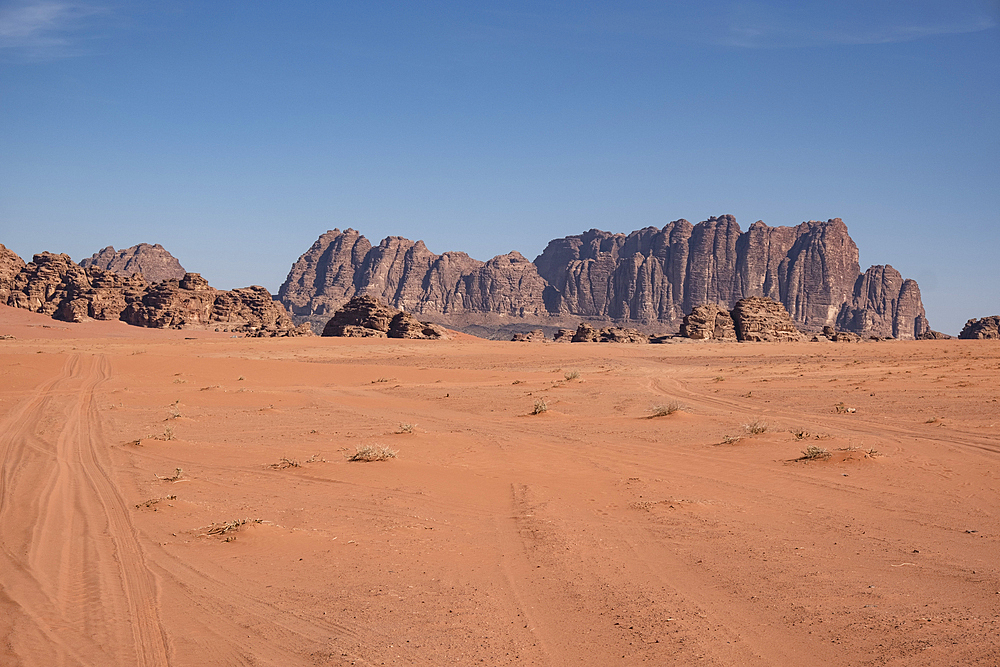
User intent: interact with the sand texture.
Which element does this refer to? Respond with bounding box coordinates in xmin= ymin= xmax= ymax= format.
xmin=1 ymin=304 xmax=997 ymax=666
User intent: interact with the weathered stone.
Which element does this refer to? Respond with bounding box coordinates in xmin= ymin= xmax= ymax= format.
xmin=511 ymin=329 xmax=547 ymax=342
xmin=836 ymin=265 xmax=930 ymax=340
xmin=552 ymin=329 xmax=575 ymax=343
xmin=322 ymin=295 xmax=449 ymax=339
xmin=958 ymin=316 xmax=1000 ymax=340
xmin=570 ymin=322 xmax=648 ymax=343
xmin=681 ymin=304 xmax=736 ymax=340
xmin=80 ymin=243 xmax=186 ymax=283
xmin=731 ymin=296 xmax=806 ymax=342
xmin=0 ymin=243 xmax=26 ymax=304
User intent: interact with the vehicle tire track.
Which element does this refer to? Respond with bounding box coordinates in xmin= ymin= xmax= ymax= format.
xmin=0 ymin=354 xmax=169 ymax=667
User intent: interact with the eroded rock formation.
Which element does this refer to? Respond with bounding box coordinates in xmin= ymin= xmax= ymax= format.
xmin=282 ymin=217 xmax=928 ymax=338
xmin=835 ymin=265 xmax=930 ymax=340
xmin=958 ymin=316 xmax=1000 ymax=340
xmin=321 ymin=296 xmax=450 ymax=339
xmin=731 ymin=296 xmax=805 ymax=342
xmin=3 ymin=252 xmax=303 ymax=336
xmin=680 ymin=304 xmax=736 ymax=340
xmin=0 ymin=244 xmax=27 ymax=304
xmin=80 ymin=243 xmax=186 ymax=283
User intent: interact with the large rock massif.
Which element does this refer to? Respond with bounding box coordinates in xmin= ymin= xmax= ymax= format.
xmin=80 ymin=243 xmax=187 ymax=283
xmin=280 ymin=217 xmax=931 ymax=339
xmin=1 ymin=248 xmax=305 ymax=336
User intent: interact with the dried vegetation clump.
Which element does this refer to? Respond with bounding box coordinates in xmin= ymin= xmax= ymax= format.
xmin=347 ymin=445 xmax=397 ymax=462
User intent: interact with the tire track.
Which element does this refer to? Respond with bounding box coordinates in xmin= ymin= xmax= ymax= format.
xmin=0 ymin=354 xmax=169 ymax=667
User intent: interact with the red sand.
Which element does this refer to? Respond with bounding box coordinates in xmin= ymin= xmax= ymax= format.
xmin=1 ymin=304 xmax=997 ymax=666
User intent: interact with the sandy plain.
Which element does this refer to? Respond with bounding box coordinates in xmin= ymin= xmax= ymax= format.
xmin=0 ymin=303 xmax=997 ymax=667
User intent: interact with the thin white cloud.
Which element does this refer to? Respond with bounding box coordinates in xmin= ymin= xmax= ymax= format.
xmin=718 ymin=1 xmax=998 ymax=49
xmin=0 ymin=1 xmax=108 ymax=60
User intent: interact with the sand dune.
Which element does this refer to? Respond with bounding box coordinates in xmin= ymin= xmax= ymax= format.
xmin=1 ymin=305 xmax=997 ymax=666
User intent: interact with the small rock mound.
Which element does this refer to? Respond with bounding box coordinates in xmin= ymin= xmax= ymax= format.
xmin=680 ymin=304 xmax=736 ymax=340
xmin=322 ymin=296 xmax=450 ymax=339
xmin=731 ymin=297 xmax=805 ymax=342
xmin=959 ymin=316 xmax=1000 ymax=340
xmin=570 ymin=323 xmax=648 ymax=343
xmin=511 ymin=329 xmax=547 ymax=342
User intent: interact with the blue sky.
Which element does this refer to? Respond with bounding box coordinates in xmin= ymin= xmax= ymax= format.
xmin=1 ymin=1 xmax=997 ymax=334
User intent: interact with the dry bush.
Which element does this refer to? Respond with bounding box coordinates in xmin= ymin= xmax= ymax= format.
xmin=564 ymin=370 xmax=580 ymax=381
xmin=157 ymin=467 xmax=183 ymax=482
xmin=397 ymin=423 xmax=415 ymax=434
xmin=347 ymin=445 xmax=397 ymax=462
xmin=266 ymin=457 xmax=300 ymax=470
xmin=532 ymin=399 xmax=548 ymax=415
xmin=650 ymin=402 xmax=682 ymax=417
xmin=743 ymin=420 xmax=768 ymax=435
xmin=719 ymin=434 xmax=741 ymax=445
xmin=203 ymin=517 xmax=262 ymax=539
xmin=800 ymin=446 xmax=831 ymax=460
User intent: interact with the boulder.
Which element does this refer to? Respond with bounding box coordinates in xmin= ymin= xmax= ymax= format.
xmin=731 ymin=296 xmax=806 ymax=342
xmin=511 ymin=329 xmax=547 ymax=342
xmin=322 ymin=295 xmax=449 ymax=339
xmin=680 ymin=304 xmax=736 ymax=340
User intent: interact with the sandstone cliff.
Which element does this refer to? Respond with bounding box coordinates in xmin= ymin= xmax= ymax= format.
xmin=276 ymin=217 xmax=929 ymax=339
xmin=3 ymin=251 xmax=303 ymax=336
xmin=835 ymin=265 xmax=930 ymax=340
xmin=0 ymin=243 xmax=26 ymax=304
xmin=80 ymin=243 xmax=186 ymax=283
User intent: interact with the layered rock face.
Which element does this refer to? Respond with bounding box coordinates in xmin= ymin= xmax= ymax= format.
xmin=3 ymin=252 xmax=303 ymax=336
xmin=730 ymin=296 xmax=806 ymax=342
xmin=835 ymin=265 xmax=930 ymax=340
xmin=80 ymin=243 xmax=187 ymax=283
xmin=282 ymin=217 xmax=927 ymax=338
xmin=959 ymin=316 xmax=1000 ymax=340
xmin=280 ymin=229 xmax=548 ymax=320
xmin=321 ymin=295 xmax=449 ymax=339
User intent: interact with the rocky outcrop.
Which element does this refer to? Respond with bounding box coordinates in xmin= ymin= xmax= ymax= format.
xmin=835 ymin=265 xmax=930 ymax=340
xmin=731 ymin=297 xmax=806 ymax=342
xmin=282 ymin=217 xmax=928 ymax=338
xmin=958 ymin=316 xmax=1000 ymax=340
xmin=680 ymin=304 xmax=736 ymax=340
xmin=570 ymin=323 xmax=648 ymax=343
xmin=511 ymin=329 xmax=547 ymax=342
xmin=3 ymin=252 xmax=301 ymax=336
xmin=80 ymin=243 xmax=186 ymax=283
xmin=0 ymin=244 xmax=27 ymax=304
xmin=321 ymin=296 xmax=449 ymax=339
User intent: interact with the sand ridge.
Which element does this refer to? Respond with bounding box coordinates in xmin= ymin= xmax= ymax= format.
xmin=0 ymin=305 xmax=998 ymax=665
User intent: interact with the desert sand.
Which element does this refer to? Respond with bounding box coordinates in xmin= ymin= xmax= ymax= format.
xmin=0 ymin=304 xmax=997 ymax=666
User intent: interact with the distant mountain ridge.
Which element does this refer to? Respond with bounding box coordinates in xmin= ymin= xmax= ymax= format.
xmin=279 ymin=216 xmax=930 ymax=339
xmin=80 ymin=243 xmax=186 ymax=283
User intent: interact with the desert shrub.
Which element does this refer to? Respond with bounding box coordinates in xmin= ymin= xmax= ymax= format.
xmin=347 ymin=445 xmax=397 ymax=462
xmin=801 ymin=446 xmax=831 ymax=460
xmin=651 ymin=402 xmax=682 ymax=417
xmin=532 ymin=399 xmax=548 ymax=415
xmin=719 ymin=434 xmax=741 ymax=445
xmin=266 ymin=457 xmax=299 ymax=469
xmin=564 ymin=370 xmax=580 ymax=381
xmin=743 ymin=420 xmax=768 ymax=435
xmin=397 ymin=423 xmax=415 ymax=434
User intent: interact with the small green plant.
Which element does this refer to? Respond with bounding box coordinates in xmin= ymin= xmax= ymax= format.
xmin=347 ymin=445 xmax=397 ymax=462
xmin=397 ymin=423 xmax=415 ymax=434
xmin=800 ymin=446 xmax=831 ymax=460
xmin=532 ymin=399 xmax=548 ymax=415
xmin=743 ymin=420 xmax=768 ymax=435
xmin=564 ymin=370 xmax=580 ymax=381
xmin=650 ymin=402 xmax=682 ymax=417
